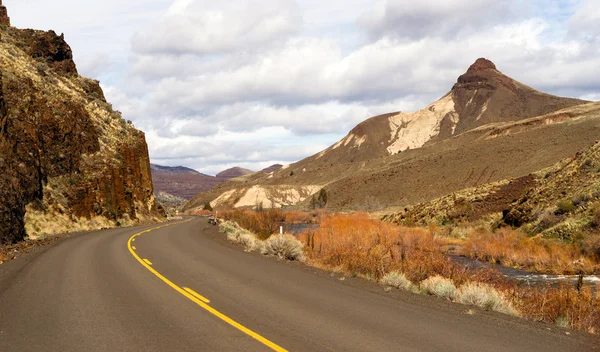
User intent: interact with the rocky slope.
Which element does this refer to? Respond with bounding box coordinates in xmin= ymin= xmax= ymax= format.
xmin=501 ymin=141 xmax=600 ymax=245
xmin=184 ymin=59 xmax=596 ymax=212
xmin=388 ymin=139 xmax=600 ymax=256
xmin=0 ymin=21 xmax=164 ymax=244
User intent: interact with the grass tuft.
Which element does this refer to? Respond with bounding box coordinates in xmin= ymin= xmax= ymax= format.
xmin=456 ymin=282 xmax=519 ymax=316
xmin=420 ymin=276 xmax=457 ymax=300
xmin=380 ymin=271 xmax=415 ymax=291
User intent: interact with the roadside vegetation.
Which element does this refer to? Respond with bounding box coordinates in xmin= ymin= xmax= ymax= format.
xmin=215 ymin=210 xmax=600 ymax=334
xmin=219 ymin=220 xmax=305 ymax=261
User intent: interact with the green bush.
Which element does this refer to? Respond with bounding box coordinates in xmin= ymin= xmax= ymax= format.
xmin=555 ymin=199 xmax=575 ymax=215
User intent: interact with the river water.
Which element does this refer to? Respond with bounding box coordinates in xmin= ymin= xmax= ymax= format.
xmin=450 ymin=255 xmax=600 ymax=288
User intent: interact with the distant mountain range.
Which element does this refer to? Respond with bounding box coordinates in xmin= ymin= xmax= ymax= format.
xmin=151 ymin=164 xmax=282 ymax=204
xmin=183 ymin=58 xmax=600 ymax=211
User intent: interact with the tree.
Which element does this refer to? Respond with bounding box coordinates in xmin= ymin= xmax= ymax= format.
xmin=203 ymin=202 xmax=213 ymax=211
xmin=311 ymin=189 xmax=328 ymax=209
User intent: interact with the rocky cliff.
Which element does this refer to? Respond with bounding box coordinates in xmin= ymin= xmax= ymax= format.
xmin=0 ymin=24 xmax=164 ymax=244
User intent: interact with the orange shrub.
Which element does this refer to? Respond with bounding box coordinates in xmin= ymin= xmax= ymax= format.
xmin=301 ymin=213 xmax=485 ymax=282
xmin=516 ymin=284 xmax=600 ymax=334
xmin=222 ymin=209 xmax=285 ymax=239
xmin=284 ymin=211 xmax=313 ymax=224
xmin=462 ymin=228 xmax=600 ymax=274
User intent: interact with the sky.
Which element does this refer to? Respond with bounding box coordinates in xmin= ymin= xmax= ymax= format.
xmin=6 ymin=0 xmax=600 ymax=175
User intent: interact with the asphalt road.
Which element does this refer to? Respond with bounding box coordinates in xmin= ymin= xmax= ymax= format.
xmin=0 ymin=217 xmax=598 ymax=351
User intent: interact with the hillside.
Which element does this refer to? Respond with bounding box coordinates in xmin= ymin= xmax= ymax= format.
xmin=0 ymin=16 xmax=164 ymax=243
xmin=216 ymin=167 xmax=254 ymax=180
xmin=184 ymin=59 xmax=596 ymax=212
xmin=262 ymin=164 xmax=283 ymax=173
xmin=502 ymin=141 xmax=600 ymax=245
xmin=389 ymin=139 xmax=600 ymax=255
xmin=151 ymin=164 xmax=221 ymax=201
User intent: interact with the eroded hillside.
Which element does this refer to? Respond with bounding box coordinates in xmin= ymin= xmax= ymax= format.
xmin=0 ymin=25 xmax=164 ymax=244
xmin=184 ymin=60 xmax=595 ymax=212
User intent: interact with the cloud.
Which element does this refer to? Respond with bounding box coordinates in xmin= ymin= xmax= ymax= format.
xmin=569 ymin=0 xmax=600 ymax=42
xmin=132 ymin=0 xmax=301 ymax=55
xmin=12 ymin=0 xmax=600 ymax=175
xmin=359 ymin=0 xmax=517 ymax=40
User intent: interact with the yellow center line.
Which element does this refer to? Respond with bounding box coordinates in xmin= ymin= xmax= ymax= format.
xmin=183 ymin=287 xmax=211 ymax=303
xmin=143 ymin=258 xmax=153 ymax=266
xmin=132 ymin=246 xmax=136 ymax=250
xmin=127 ymin=219 xmax=287 ymax=352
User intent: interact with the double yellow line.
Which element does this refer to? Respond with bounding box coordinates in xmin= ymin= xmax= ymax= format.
xmin=127 ymin=219 xmax=287 ymax=352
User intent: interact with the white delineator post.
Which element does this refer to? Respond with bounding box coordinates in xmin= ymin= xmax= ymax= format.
xmin=280 ymin=226 xmax=283 ymax=236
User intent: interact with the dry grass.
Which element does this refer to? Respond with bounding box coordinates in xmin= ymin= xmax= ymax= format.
xmin=420 ymin=276 xmax=457 ymax=300
xmin=516 ymin=284 xmax=600 ymax=334
xmin=461 ymin=228 xmax=600 ymax=274
xmin=456 ymin=282 xmax=518 ymax=316
xmin=219 ymin=221 xmax=304 ymax=261
xmin=380 ymin=271 xmax=415 ymax=291
xmin=24 ymin=204 xmax=125 ymax=239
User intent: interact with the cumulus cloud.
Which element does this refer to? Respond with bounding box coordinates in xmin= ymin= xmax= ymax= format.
xmin=132 ymin=0 xmax=301 ymax=55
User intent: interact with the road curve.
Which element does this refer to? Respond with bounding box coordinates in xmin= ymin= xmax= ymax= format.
xmin=0 ymin=217 xmax=598 ymax=352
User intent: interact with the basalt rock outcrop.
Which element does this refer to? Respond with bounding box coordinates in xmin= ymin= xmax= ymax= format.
xmin=0 ymin=1 xmax=10 ymax=27
xmin=0 ymin=22 xmax=164 ymax=244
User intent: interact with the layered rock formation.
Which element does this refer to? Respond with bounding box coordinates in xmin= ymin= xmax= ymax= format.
xmin=0 ymin=22 xmax=164 ymax=244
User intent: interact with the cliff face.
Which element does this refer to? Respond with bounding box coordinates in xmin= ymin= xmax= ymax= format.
xmin=0 ymin=26 xmax=164 ymax=244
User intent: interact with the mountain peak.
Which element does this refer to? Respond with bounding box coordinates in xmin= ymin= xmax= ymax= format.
xmin=467 ymin=58 xmax=496 ymax=72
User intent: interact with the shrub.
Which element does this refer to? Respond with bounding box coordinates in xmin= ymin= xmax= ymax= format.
xmin=572 ymin=194 xmax=591 ymax=207
xmin=203 ymin=202 xmax=213 ymax=211
xmin=535 ymin=211 xmax=561 ymax=232
xmin=583 ymin=235 xmax=600 ymax=258
xmin=222 ymin=209 xmax=284 ymax=239
xmin=556 ymin=199 xmax=575 ymax=215
xmin=456 ymin=282 xmax=518 ymax=316
xmin=590 ymin=203 xmax=600 ymax=228
xmin=310 ymin=189 xmax=328 ymax=209
xmin=220 ymin=221 xmax=258 ymax=251
xmin=420 ymin=276 xmax=457 ymax=300
xmin=380 ymin=271 xmax=414 ymax=291
xmin=263 ymin=234 xmax=305 ymax=261
xmin=461 ymin=227 xmax=597 ymax=274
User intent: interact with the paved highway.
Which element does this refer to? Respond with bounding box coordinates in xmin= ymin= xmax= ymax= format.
xmin=0 ymin=217 xmax=598 ymax=351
